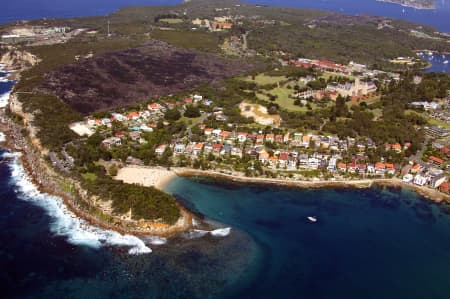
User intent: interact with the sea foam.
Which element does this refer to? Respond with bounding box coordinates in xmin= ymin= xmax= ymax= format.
xmin=210 ymin=227 xmax=232 ymax=237
xmin=184 ymin=227 xmax=232 ymax=240
xmin=4 ymin=152 xmax=163 ymax=254
xmin=0 ymin=90 xmax=11 ymax=109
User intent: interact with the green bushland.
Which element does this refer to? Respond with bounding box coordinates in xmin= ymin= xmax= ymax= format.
xmin=151 ymin=29 xmax=222 ymax=52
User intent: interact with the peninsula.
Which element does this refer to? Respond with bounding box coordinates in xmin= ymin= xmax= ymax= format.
xmin=0 ymin=0 xmax=449 ymax=237
xmin=377 ymin=0 xmax=436 ymax=9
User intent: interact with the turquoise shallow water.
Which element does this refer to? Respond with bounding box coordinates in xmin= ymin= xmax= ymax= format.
xmin=164 ymin=176 xmax=450 ymax=298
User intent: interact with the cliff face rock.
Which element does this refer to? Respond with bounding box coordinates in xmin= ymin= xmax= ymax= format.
xmin=9 ymin=93 xmax=46 ymax=154
xmin=0 ymin=47 xmax=40 ymax=74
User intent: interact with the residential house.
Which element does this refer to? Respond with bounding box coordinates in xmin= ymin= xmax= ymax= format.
xmin=385 ymin=163 xmax=395 ymax=175
xmin=129 ymin=131 xmax=141 ymax=141
xmin=328 ymin=158 xmax=337 ymax=172
xmin=279 ymin=152 xmax=289 ymax=168
xmin=102 ymin=137 xmax=122 ymax=149
xmin=288 ymin=156 xmax=297 ymax=169
xmin=268 ymin=156 xmax=278 ymax=168
xmin=392 ymin=143 xmax=402 ymax=153
xmin=411 ymin=164 xmax=422 ymax=174
xmin=337 ymin=162 xmax=347 ymax=172
xmin=375 ymin=162 xmax=386 ymax=174
xmin=127 ymin=111 xmax=140 ymax=121
xmin=212 ymin=129 xmax=222 ymax=138
xmin=213 ymin=143 xmax=223 ymax=154
xmin=259 ymin=151 xmax=270 ymax=164
xmin=357 ymin=164 xmax=366 ymax=174
xmin=155 ymin=144 xmax=168 ymax=155
xmin=413 ymin=174 xmax=428 ymax=186
xmin=265 ymin=134 xmax=275 ymax=143
xmin=237 ymin=132 xmax=248 ymax=143
xmin=220 ymin=131 xmax=231 ymax=141
xmin=347 ymin=163 xmax=357 ymax=173
xmin=308 ymin=157 xmax=320 ymax=169
xmin=439 ymin=182 xmax=450 ymax=194
xmin=299 ymin=154 xmax=309 ymax=168
xmin=403 ymin=174 xmax=414 ymax=183
xmin=283 ymin=133 xmax=290 ymax=143
xmin=302 ymin=135 xmax=311 ymax=148
xmin=193 ymin=143 xmax=204 ymax=156
xmin=231 ymin=147 xmax=243 ymax=158
xmin=204 ymin=128 xmax=213 ymax=136
xmin=148 ymin=103 xmax=162 ymax=113
xmin=430 ymin=174 xmax=447 ymax=188
xmin=429 ymin=156 xmax=444 ymax=166
xmin=220 ymin=144 xmax=232 ymax=156
xmin=256 ymin=134 xmax=265 ymax=144
xmin=275 ymin=135 xmax=284 ymax=144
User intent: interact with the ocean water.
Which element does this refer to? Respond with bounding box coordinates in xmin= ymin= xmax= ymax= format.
xmin=248 ymin=0 xmax=450 ymax=33
xmin=164 ymin=177 xmax=450 ymax=298
xmin=2 ymin=1 xmax=450 ymax=298
xmin=1 ymin=1 xmax=450 ymax=72
xmin=0 ymin=0 xmax=180 ymax=25
xmin=418 ymin=52 xmax=450 ymax=73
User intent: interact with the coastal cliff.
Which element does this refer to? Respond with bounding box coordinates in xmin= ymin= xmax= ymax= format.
xmin=0 ymin=102 xmax=192 ymax=236
xmin=0 ymin=47 xmax=193 ymax=236
xmin=0 ymin=47 xmax=40 ymax=79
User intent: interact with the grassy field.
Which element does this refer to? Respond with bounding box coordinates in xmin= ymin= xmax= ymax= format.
xmin=256 ymin=83 xmax=332 ymax=112
xmin=427 ymin=117 xmax=450 ymax=130
xmin=320 ymin=71 xmax=355 ymax=81
xmin=406 ymin=110 xmax=450 ymax=130
xmin=159 ymin=18 xmax=184 ymax=24
xmin=245 ymin=73 xmax=287 ymax=85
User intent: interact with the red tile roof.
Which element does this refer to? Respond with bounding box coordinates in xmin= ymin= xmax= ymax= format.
xmin=429 ymin=156 xmax=444 ymax=164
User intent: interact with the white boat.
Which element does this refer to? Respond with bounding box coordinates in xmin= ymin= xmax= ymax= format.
xmin=443 ymin=60 xmax=449 ymax=64
xmin=307 ymin=216 xmax=317 ymax=222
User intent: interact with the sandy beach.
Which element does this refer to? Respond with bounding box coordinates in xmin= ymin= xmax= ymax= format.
xmin=115 ymin=166 xmax=178 ymax=190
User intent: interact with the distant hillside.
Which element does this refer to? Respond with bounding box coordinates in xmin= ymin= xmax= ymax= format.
xmin=40 ymin=40 xmax=260 ymax=114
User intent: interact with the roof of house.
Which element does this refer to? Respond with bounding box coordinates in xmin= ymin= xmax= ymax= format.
xmin=279 ymin=152 xmax=289 ymax=160
xmin=430 ymin=156 xmax=444 ymax=164
xmin=412 ymin=164 xmax=421 ymax=170
xmin=375 ymin=162 xmax=385 ymax=169
xmin=259 ymin=151 xmax=269 ymax=159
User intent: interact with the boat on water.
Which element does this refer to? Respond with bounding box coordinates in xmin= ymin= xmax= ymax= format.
xmin=444 ymin=60 xmax=449 ymax=64
xmin=307 ymin=216 xmax=317 ymax=222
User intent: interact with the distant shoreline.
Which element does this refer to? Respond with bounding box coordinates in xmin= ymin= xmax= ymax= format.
xmin=376 ymin=0 xmax=436 ymax=10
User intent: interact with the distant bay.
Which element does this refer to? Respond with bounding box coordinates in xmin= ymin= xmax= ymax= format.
xmin=1 ymin=0 xmax=450 ymax=34
xmin=0 ymin=0 xmax=180 ymax=25
xmin=248 ymin=0 xmax=450 ymax=33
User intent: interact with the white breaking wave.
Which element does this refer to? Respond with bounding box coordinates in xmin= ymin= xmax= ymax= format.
xmin=210 ymin=227 xmax=231 ymax=237
xmin=4 ymin=152 xmax=165 ymax=255
xmin=0 ymin=90 xmax=11 ymax=109
xmin=184 ymin=227 xmax=232 ymax=240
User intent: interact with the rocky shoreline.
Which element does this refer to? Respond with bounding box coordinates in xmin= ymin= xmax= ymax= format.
xmin=0 ymin=107 xmax=193 ymax=237
xmin=117 ymin=165 xmax=450 ymax=204
xmin=170 ymin=168 xmax=450 ymax=203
